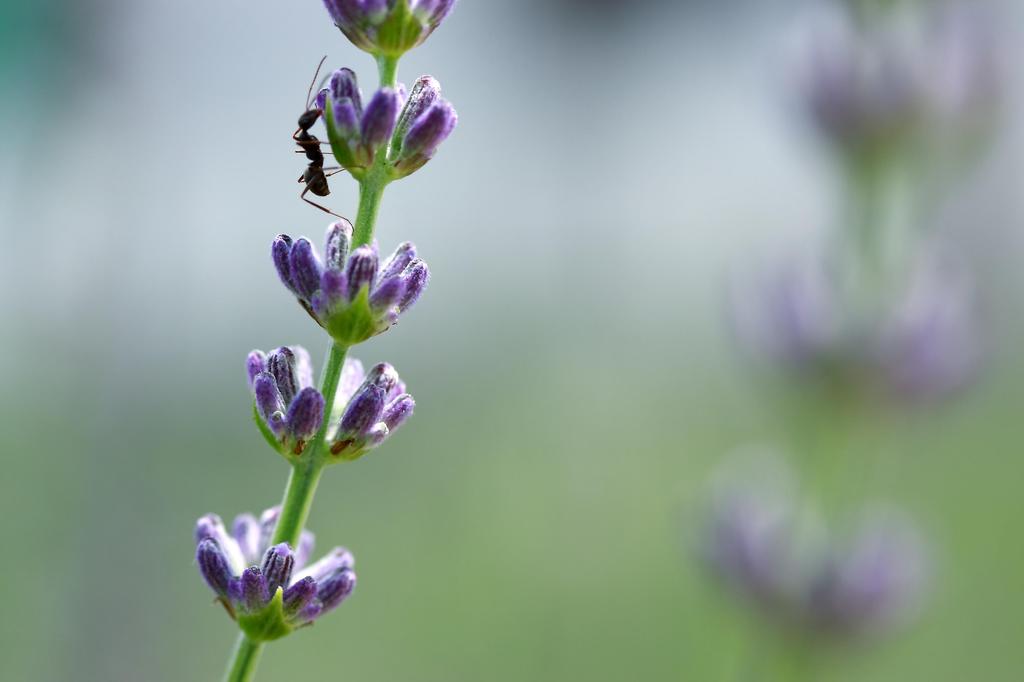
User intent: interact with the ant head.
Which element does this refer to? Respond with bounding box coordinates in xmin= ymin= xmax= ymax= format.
xmin=298 ymin=109 xmax=322 ymax=130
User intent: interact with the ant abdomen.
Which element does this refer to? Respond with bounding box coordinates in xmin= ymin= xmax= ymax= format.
xmin=303 ymin=167 xmax=330 ymax=197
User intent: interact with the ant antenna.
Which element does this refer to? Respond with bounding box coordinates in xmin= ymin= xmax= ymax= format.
xmin=305 ymin=55 xmax=328 ymax=111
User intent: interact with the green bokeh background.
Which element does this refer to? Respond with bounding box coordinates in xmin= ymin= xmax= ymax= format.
xmin=1 ymin=1 xmax=1022 ymax=680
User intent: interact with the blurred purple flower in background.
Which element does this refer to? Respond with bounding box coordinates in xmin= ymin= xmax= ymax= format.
xmin=799 ymin=0 xmax=1001 ymax=158
xmin=700 ymin=451 xmax=928 ymax=641
xmin=807 ymin=509 xmax=928 ymax=637
xmin=729 ymin=249 xmax=982 ymax=405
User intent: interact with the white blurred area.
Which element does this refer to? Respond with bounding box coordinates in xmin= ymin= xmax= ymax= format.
xmin=1 ymin=0 xmax=1021 ymax=383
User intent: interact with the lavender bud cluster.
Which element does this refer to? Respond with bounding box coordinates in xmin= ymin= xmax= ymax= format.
xmin=322 ymin=0 xmax=456 ymax=57
xmin=328 ymin=357 xmax=415 ymax=460
xmin=273 ymin=220 xmax=429 ymax=346
xmin=322 ymin=69 xmax=457 ymax=178
xmin=195 ymin=507 xmax=356 ymax=641
xmin=248 ymin=346 xmax=414 ymax=462
xmin=247 ymin=346 xmax=325 ymax=455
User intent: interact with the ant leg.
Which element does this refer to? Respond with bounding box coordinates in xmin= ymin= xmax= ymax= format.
xmin=324 ymin=168 xmax=346 ymax=178
xmin=300 ymin=186 xmax=344 ymax=219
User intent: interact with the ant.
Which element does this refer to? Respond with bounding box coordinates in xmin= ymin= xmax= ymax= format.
xmin=294 ymin=56 xmax=345 ymax=218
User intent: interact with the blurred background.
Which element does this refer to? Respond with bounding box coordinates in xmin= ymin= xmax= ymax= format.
xmin=1 ymin=0 xmax=1022 ymax=680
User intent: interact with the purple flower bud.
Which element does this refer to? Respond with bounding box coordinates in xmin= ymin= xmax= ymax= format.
xmin=332 ymin=99 xmax=361 ymax=138
xmin=379 ymin=241 xmax=417 ymax=280
xmin=267 ymin=347 xmax=299 ymax=405
xmin=260 ymin=543 xmax=296 ymax=596
xmin=394 ymin=77 xmax=440 ymax=151
xmin=315 ymin=87 xmax=328 ymax=112
xmin=282 ymin=576 xmax=319 ymax=617
xmin=339 ymin=384 xmax=385 ymax=437
xmin=382 ymin=394 xmax=415 ymax=432
xmin=345 ymin=246 xmax=378 ymax=300
xmin=361 ymin=88 xmax=400 ymax=149
xmin=195 ymin=514 xmax=246 ymax=573
xmin=398 ymin=259 xmax=429 ymax=311
xmin=328 ymin=67 xmax=362 ymax=115
xmin=369 ymin=276 xmax=406 ymax=312
xmin=286 ymin=387 xmax=325 ymax=442
xmin=231 ymin=513 xmax=262 ymax=564
xmin=246 ymin=351 xmax=267 ymax=390
xmin=298 ymin=602 xmax=323 ymax=625
xmin=288 ymin=238 xmax=324 ymax=301
xmin=196 ymin=538 xmax=233 ymax=598
xmin=325 ymin=219 xmax=354 ymax=270
xmin=295 ymin=530 xmax=316 ymax=571
xmin=317 ymin=568 xmax=357 ymax=612
xmin=240 ymin=567 xmax=269 ymax=612
xmin=294 ymin=546 xmax=356 ymax=584
xmin=401 ymin=100 xmax=457 ymax=158
xmin=272 ymin=235 xmax=297 ymax=294
xmin=365 ymin=362 xmax=400 ymax=394
xmin=321 ymin=269 xmax=348 ymax=307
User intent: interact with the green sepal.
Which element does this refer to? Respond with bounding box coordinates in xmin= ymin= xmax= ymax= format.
xmin=252 ymin=403 xmax=296 ymax=463
xmin=237 ymin=587 xmax=294 ymax=643
xmin=325 ymin=286 xmax=379 ymax=347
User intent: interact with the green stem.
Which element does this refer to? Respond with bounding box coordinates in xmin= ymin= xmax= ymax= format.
xmin=352 ymin=54 xmax=400 ymax=247
xmin=353 ymin=164 xmax=390 ymax=248
xmin=221 ymin=343 xmax=348 ymax=681
xmin=376 ymin=54 xmax=400 ymax=88
xmin=271 ymin=342 xmax=349 ymax=546
xmin=224 ymin=634 xmax=263 ymax=682
xmin=220 ymin=46 xmax=401 ymax=682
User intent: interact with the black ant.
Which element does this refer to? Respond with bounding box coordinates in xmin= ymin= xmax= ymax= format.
xmin=294 ymin=56 xmax=345 ymax=218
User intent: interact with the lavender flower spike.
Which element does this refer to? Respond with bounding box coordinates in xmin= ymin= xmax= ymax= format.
xmin=193 ymin=506 xmax=359 ymax=641
xmin=248 ymin=346 xmax=325 ymax=457
xmin=271 ymin=228 xmax=430 ymax=346
xmin=329 ymin=361 xmax=414 ymax=460
xmin=322 ymin=0 xmax=457 ymax=57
